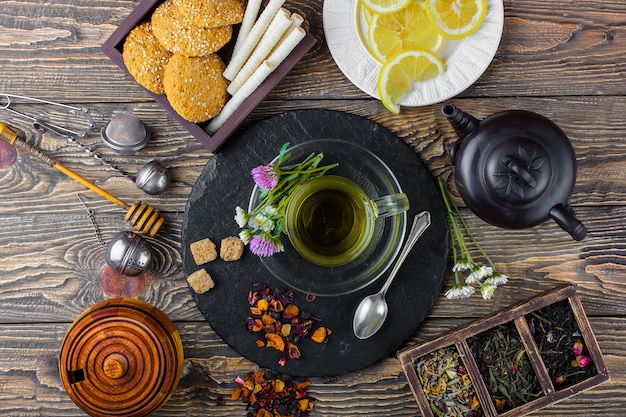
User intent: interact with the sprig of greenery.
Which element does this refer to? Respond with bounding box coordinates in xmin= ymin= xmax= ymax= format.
xmin=235 ymin=143 xmax=338 ymax=257
xmin=438 ymin=177 xmax=508 ymax=300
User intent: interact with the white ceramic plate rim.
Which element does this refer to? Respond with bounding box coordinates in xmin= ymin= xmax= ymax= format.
xmin=323 ymin=0 xmax=504 ymax=107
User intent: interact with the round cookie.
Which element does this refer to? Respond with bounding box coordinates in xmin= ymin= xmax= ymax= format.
xmin=151 ymin=0 xmax=233 ymax=57
xmin=172 ymin=0 xmax=245 ymax=28
xmin=122 ymin=22 xmax=172 ymax=94
xmin=163 ymin=53 xmax=229 ymax=123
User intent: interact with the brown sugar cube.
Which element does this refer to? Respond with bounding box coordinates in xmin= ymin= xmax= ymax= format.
xmin=187 ymin=269 xmax=215 ymax=294
xmin=190 ymin=238 xmax=218 ymax=265
xmin=220 ymin=236 xmax=244 ymax=261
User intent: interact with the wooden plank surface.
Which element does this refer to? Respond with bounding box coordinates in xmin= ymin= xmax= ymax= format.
xmin=1 ymin=0 xmax=625 ymax=416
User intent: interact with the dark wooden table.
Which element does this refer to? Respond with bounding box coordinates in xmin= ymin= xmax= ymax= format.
xmin=0 ymin=0 xmax=624 ymax=416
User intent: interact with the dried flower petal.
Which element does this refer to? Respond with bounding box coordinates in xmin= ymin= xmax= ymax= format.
xmin=495 ymin=399 xmax=506 ymax=412
xmin=577 ymin=355 xmax=592 ymax=368
xmin=266 ymin=333 xmax=286 ymax=352
xmin=282 ymin=304 xmax=300 ymax=319
xmin=232 ymin=370 xmax=315 ymax=417
xmin=573 ymin=340 xmax=584 ymax=357
xmin=245 ymin=283 xmax=331 ymax=366
xmin=311 ymin=327 xmax=331 ymax=343
xmin=287 ymin=343 xmax=301 ymax=359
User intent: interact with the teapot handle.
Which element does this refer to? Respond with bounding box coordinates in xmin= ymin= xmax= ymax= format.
xmin=549 ymin=204 xmax=587 ymax=240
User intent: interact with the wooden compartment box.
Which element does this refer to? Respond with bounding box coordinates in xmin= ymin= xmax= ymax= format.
xmin=398 ymin=285 xmax=609 ymax=417
xmin=101 ymin=0 xmax=316 ymax=153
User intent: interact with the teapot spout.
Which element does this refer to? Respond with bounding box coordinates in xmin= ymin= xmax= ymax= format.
xmin=442 ymin=104 xmax=480 ymax=163
xmin=549 ymin=204 xmax=588 ymax=240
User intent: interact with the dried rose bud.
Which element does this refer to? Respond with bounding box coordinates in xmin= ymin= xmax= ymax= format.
xmin=578 ymin=355 xmax=592 ymax=368
xmin=573 ymin=340 xmax=584 ymax=356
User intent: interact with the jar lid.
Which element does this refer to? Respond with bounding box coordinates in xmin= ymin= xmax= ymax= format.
xmin=59 ymin=298 xmax=184 ymax=417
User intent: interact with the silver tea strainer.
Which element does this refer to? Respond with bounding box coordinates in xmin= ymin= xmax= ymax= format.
xmin=1 ymin=93 xmax=169 ymax=194
xmin=106 ymin=231 xmax=153 ymax=276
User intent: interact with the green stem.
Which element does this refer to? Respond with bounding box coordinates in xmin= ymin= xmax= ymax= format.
xmin=452 ymin=200 xmax=496 ymax=270
xmin=438 ymin=178 xmax=473 ymax=266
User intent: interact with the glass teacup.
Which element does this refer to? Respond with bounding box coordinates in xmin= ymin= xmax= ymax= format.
xmin=249 ymin=139 xmax=408 ymax=296
xmin=285 ymin=175 xmax=409 ymax=267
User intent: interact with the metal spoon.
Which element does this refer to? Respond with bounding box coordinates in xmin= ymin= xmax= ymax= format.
xmin=353 ymin=211 xmax=431 ymax=339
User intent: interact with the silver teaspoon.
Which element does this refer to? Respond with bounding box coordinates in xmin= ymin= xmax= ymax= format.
xmin=353 ymin=211 xmax=431 ymax=339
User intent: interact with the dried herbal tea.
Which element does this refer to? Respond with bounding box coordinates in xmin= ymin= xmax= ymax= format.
xmin=469 ymin=322 xmax=543 ymax=413
xmin=415 ymin=345 xmax=483 ymax=417
xmin=232 ymin=369 xmax=315 ymax=417
xmin=245 ymin=283 xmax=332 ymax=366
xmin=526 ymin=299 xmax=597 ymax=390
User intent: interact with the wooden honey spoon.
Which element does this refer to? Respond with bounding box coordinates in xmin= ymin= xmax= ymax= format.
xmin=0 ymin=122 xmax=164 ymax=237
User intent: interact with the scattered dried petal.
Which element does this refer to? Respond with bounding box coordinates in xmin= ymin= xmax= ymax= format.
xmin=232 ymin=370 xmax=315 ymax=417
xmin=244 ymin=283 xmax=332 ymax=366
xmin=311 ymin=327 xmax=331 ymax=344
xmin=283 ymin=304 xmax=300 ymax=319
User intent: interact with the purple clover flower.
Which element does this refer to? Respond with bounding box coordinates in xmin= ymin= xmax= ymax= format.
xmin=249 ymin=234 xmax=282 ymax=257
xmin=251 ymin=164 xmax=279 ymax=190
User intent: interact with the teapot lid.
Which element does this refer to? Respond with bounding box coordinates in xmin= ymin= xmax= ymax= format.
xmin=59 ymin=298 xmax=184 ymax=417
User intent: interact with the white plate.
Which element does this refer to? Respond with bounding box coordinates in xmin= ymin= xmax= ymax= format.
xmin=323 ymin=0 xmax=504 ymax=107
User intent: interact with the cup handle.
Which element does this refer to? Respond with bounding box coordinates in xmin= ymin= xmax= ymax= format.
xmin=372 ymin=193 xmax=410 ymax=219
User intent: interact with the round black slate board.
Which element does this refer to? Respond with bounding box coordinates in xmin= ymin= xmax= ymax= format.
xmin=182 ymin=109 xmax=449 ymax=377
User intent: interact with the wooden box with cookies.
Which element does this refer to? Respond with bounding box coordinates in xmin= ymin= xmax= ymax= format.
xmin=101 ymin=0 xmax=317 ymax=152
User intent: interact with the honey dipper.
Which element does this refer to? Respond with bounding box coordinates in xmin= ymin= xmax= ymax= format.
xmin=0 ymin=122 xmax=164 ymax=237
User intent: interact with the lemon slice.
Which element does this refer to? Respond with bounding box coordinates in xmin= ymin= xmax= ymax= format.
xmin=361 ymin=0 xmax=412 ymax=15
xmin=363 ymin=5 xmax=375 ymax=24
xmin=426 ymin=0 xmax=488 ymax=40
xmin=368 ymin=1 xmax=444 ymax=62
xmin=377 ymin=50 xmax=445 ymax=114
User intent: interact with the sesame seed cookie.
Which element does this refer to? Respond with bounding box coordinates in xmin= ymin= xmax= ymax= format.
xmin=172 ymin=0 xmax=245 ymax=28
xmin=163 ymin=53 xmax=229 ymax=122
xmin=122 ymin=22 xmax=172 ymax=94
xmin=151 ymin=0 xmax=233 ymax=57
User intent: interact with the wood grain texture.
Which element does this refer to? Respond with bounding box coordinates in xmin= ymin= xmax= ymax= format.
xmin=0 ymin=0 xmax=625 ymax=415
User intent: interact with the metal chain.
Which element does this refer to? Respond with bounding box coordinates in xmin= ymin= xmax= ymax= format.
xmin=0 ymin=94 xmax=135 ymax=181
xmin=34 ymin=120 xmax=136 ymax=182
xmin=77 ymin=193 xmax=106 ymax=246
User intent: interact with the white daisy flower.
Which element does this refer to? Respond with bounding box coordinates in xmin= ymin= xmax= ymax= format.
xmin=445 ymin=285 xmax=475 ymax=300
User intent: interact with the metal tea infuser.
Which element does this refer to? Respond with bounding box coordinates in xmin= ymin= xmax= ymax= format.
xmin=0 ymin=121 xmax=165 ymax=236
xmin=0 ymin=93 xmax=169 ymax=194
xmin=77 ymin=193 xmax=153 ymax=276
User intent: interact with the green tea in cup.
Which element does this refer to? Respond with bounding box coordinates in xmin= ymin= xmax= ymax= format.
xmin=285 ymin=175 xmax=409 ymax=266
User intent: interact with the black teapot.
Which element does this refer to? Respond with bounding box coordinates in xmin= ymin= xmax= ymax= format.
xmin=443 ymin=104 xmax=587 ymax=240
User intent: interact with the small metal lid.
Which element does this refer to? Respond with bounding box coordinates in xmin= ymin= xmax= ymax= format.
xmin=101 ymin=113 xmax=150 ymax=154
